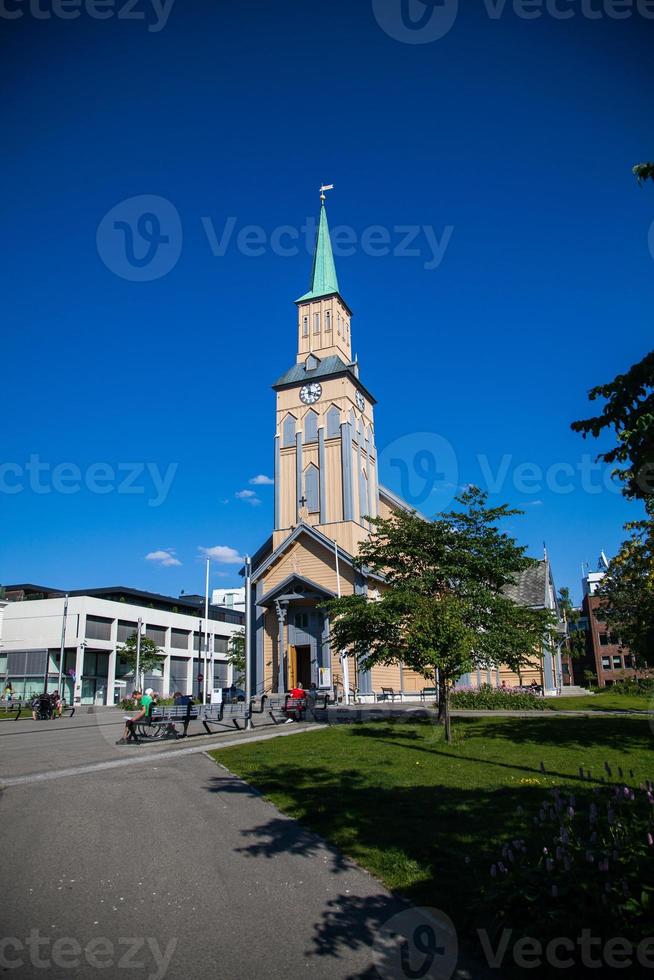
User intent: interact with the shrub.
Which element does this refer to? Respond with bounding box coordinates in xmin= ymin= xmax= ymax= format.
xmin=473 ymin=777 xmax=654 ymax=975
xmin=450 ymin=684 xmax=547 ymax=711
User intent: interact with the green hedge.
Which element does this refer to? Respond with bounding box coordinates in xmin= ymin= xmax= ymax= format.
xmin=450 ymin=684 xmax=547 ymax=711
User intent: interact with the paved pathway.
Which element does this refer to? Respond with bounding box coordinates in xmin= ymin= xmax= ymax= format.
xmin=0 ymin=716 xmax=419 ymax=980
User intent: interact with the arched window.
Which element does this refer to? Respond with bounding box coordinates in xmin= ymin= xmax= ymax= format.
xmin=326 ymin=405 xmax=340 ymax=438
xmin=337 ymin=314 xmax=341 ymax=335
xmin=304 ymin=464 xmax=319 ymax=514
xmin=313 ymin=312 xmax=320 ymax=334
xmin=302 ymin=316 xmax=309 ymax=337
xmin=304 ymin=410 xmax=318 ymax=443
xmin=325 ymin=310 xmax=331 ymax=332
xmin=359 ymin=468 xmax=369 ymax=523
xmin=282 ymin=415 xmax=296 ymax=448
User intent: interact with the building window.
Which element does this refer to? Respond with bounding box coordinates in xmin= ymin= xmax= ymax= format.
xmin=295 ymin=612 xmax=309 ymax=629
xmin=601 ymin=656 xmax=611 ymax=670
xmin=599 ymin=633 xmax=609 ymax=646
xmin=117 ymin=620 xmax=138 ymax=643
xmin=612 ymin=655 xmax=622 ymax=670
xmin=282 ymin=415 xmax=296 ymax=448
xmin=302 ymin=316 xmax=308 ymax=337
xmin=304 ymin=464 xmax=320 ymax=513
xmin=304 ymin=409 xmax=318 ymax=443
xmin=325 ymin=311 xmax=331 ymax=331
xmin=359 ymin=468 xmax=369 ymax=522
xmin=337 ymin=314 xmax=341 ymax=335
xmin=327 ymin=405 xmax=340 ymax=438
xmin=314 ymin=312 xmax=320 ymax=334
xmin=171 ymin=629 xmax=190 ymax=650
xmin=86 ymin=616 xmax=112 ymax=641
xmin=145 ymin=625 xmax=166 ymax=647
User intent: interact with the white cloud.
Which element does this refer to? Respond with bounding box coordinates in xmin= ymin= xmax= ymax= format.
xmin=249 ymin=474 xmax=274 ymax=486
xmin=235 ymin=489 xmax=261 ymax=506
xmin=199 ymin=545 xmax=243 ymax=564
xmin=145 ymin=549 xmax=182 ymax=567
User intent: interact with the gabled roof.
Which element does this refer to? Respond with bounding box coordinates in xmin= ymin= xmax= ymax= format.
xmin=296 ymin=202 xmax=340 ymax=303
xmin=259 ymin=572 xmax=336 ymax=607
xmin=504 ymin=560 xmax=558 ymax=612
xmin=246 ymin=521 xmax=384 ymax=586
xmin=272 ymin=355 xmax=377 ymax=403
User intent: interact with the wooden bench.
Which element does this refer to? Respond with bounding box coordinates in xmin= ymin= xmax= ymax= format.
xmin=420 ymin=687 xmax=438 ymax=701
xmin=377 ymin=687 xmax=400 ymax=702
xmin=200 ymin=701 xmax=249 ymax=733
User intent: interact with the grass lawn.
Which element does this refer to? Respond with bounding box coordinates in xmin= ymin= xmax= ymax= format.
xmin=210 ymin=716 xmax=654 ymax=933
xmin=547 ymin=691 xmax=654 ymax=713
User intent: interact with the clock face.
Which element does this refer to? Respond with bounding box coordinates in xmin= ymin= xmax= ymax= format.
xmin=300 ymin=382 xmax=322 ymax=405
xmin=355 ymin=390 xmax=365 ymax=412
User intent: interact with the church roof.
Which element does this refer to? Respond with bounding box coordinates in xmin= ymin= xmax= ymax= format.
xmin=272 ymin=354 xmax=377 ymax=403
xmin=504 ymin=560 xmax=557 ymax=611
xmin=296 ymin=202 xmax=340 ymax=303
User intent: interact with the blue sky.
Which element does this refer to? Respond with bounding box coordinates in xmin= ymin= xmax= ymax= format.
xmin=1 ymin=0 xmax=652 ymax=603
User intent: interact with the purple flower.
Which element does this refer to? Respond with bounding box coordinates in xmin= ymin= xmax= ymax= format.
xmin=647 ymin=834 xmax=653 ymax=847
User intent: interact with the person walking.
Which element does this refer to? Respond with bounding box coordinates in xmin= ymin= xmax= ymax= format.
xmin=3 ymin=682 xmax=13 ymax=705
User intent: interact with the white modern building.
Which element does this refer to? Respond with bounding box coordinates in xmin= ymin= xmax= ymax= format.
xmin=210 ymin=587 xmax=245 ymax=611
xmin=0 ymin=584 xmax=244 ymax=706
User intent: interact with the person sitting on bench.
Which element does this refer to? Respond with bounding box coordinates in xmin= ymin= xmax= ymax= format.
xmin=116 ymin=690 xmax=148 ymax=744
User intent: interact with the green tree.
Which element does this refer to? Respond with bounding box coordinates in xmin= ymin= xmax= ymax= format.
xmin=227 ymin=629 xmax=246 ymax=685
xmin=571 ymin=351 xmax=654 ymax=509
xmin=596 ymin=519 xmax=654 ymax=666
xmin=633 ymin=162 xmax=654 ymax=185
xmin=558 ymin=586 xmax=587 ymax=661
xmin=117 ymin=632 xmax=164 ymax=683
xmin=325 ymin=488 xmax=553 ymax=741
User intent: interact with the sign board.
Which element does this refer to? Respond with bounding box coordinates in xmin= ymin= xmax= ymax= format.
xmin=318 ymin=667 xmax=331 ymax=688
xmin=210 ymin=687 xmax=223 ymax=705
xmin=114 ymin=680 xmax=127 ymax=689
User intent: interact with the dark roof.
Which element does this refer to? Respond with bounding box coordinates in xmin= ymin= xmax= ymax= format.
xmin=1 ymin=583 xmax=244 ymax=624
xmin=272 ymin=355 xmax=377 ymax=404
xmin=504 ymin=562 xmax=549 ymax=609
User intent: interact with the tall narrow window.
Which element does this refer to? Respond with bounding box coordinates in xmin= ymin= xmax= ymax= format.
xmin=325 ymin=311 xmax=331 ymax=332
xmin=282 ymin=415 xmax=296 ymax=448
xmin=304 ymin=409 xmax=318 ymax=443
xmin=314 ymin=312 xmax=320 ymax=334
xmin=304 ymin=464 xmax=319 ymax=514
xmin=359 ymin=469 xmax=369 ymax=523
xmin=302 ymin=316 xmax=309 ymax=337
xmin=326 ymin=405 xmax=340 ymax=438
xmin=337 ymin=314 xmax=341 ymax=335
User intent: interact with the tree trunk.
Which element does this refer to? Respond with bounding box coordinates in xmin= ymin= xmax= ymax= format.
xmin=436 ymin=666 xmax=446 ymax=724
xmin=443 ymin=679 xmax=452 ymax=743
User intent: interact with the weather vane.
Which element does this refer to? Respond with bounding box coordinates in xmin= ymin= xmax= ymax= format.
xmin=320 ymin=183 xmax=334 ymax=202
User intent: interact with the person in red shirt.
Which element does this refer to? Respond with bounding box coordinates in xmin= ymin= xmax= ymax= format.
xmin=285 ymin=683 xmax=306 ymax=722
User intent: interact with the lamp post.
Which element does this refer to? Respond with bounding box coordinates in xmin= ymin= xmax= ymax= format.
xmin=203 ymin=557 xmax=210 ymax=705
xmin=135 ymin=618 xmax=143 ymax=691
xmin=244 ymin=555 xmax=252 ymax=729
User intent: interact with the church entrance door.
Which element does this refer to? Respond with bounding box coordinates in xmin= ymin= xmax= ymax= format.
xmin=290 ymin=645 xmax=312 ymax=689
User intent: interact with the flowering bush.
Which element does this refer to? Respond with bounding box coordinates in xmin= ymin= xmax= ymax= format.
xmin=474 ymin=774 xmax=654 ymax=964
xmin=450 ymin=684 xmax=547 ymax=711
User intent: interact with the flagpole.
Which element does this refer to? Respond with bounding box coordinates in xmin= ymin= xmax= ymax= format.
xmin=335 ymin=540 xmax=350 ymax=706
xmin=57 ymin=594 xmax=69 ymax=697
xmin=203 ymin=557 xmax=210 ymax=705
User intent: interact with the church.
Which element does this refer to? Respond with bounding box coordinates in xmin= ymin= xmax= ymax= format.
xmin=245 ymin=192 xmax=560 ymax=700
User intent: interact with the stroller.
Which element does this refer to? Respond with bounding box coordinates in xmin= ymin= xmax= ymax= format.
xmin=32 ymin=693 xmax=53 ymax=720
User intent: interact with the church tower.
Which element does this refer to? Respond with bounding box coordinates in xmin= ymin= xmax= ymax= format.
xmin=272 ymin=194 xmax=379 ymax=556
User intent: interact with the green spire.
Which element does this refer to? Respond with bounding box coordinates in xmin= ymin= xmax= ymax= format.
xmin=296 ymin=202 xmax=340 ymax=303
